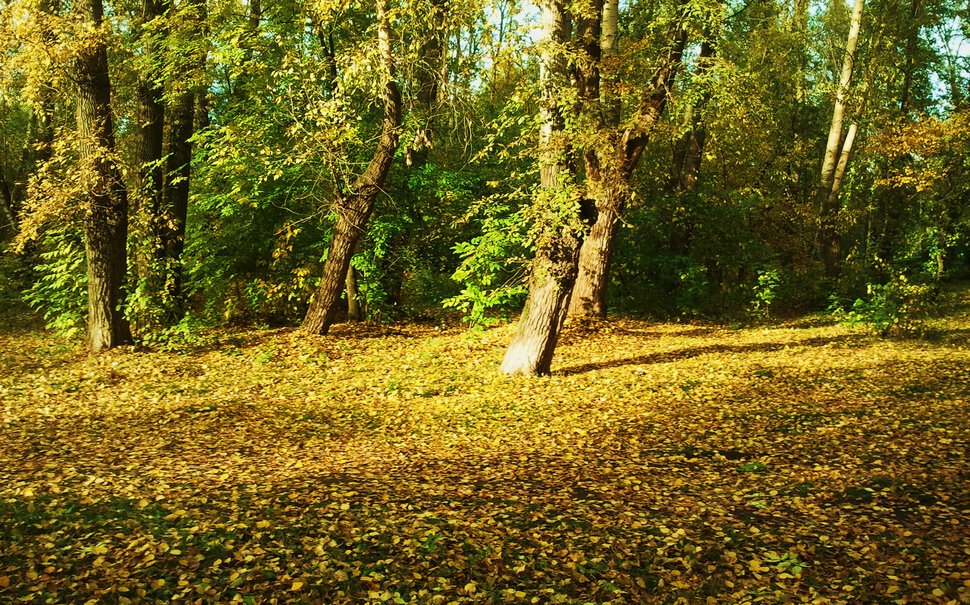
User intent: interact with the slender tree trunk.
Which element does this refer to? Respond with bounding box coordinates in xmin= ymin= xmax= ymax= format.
xmin=133 ymin=0 xmax=167 ymax=281
xmin=0 ymin=168 xmax=16 ymax=234
xmin=818 ymin=0 xmax=864 ymax=278
xmin=346 ymin=264 xmax=362 ymax=321
xmin=898 ymin=0 xmax=922 ymax=116
xmin=159 ymin=89 xmax=194 ymax=317
xmin=500 ymin=0 xmax=580 ymax=376
xmin=302 ymin=0 xmax=402 ymax=335
xmin=670 ymin=40 xmax=714 ymax=192
xmin=76 ymin=0 xmax=132 ymax=352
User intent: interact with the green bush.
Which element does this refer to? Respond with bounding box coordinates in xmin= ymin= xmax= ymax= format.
xmin=22 ymin=228 xmax=88 ymax=339
xmin=831 ymin=274 xmax=937 ymax=337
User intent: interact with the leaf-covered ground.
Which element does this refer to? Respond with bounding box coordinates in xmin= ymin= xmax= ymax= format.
xmin=2 ymin=293 xmax=969 ymax=605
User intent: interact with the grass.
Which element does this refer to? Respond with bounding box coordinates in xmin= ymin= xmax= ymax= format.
xmin=1 ymin=289 xmax=969 ymax=604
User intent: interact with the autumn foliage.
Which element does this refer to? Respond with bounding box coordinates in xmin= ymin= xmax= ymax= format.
xmin=2 ymin=287 xmax=969 ymax=603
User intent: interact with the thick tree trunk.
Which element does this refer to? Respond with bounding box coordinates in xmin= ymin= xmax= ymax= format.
xmin=818 ymin=0 xmax=864 ymax=278
xmin=76 ymin=0 xmax=131 ymax=352
xmin=568 ymin=187 xmax=620 ymax=317
xmin=302 ymin=0 xmax=402 ymax=335
xmin=500 ymin=239 xmax=582 ymax=376
xmin=500 ymin=0 xmax=579 ymax=376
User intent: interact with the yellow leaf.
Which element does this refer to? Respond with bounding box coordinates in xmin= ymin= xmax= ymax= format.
xmin=256 ymin=520 xmax=271 ymax=529
xmin=0 ymin=576 xmax=9 ymax=588
xmin=291 ymin=580 xmax=304 ymax=591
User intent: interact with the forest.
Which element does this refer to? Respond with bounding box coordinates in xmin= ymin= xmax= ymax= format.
xmin=1 ymin=0 xmax=970 ymax=602
xmin=0 ymin=0 xmax=967 ymax=366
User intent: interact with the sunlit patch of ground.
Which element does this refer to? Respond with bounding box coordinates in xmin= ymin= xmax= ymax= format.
xmin=2 ymin=289 xmax=968 ymax=604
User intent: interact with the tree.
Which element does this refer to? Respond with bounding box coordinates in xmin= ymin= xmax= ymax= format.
xmin=302 ymin=0 xmax=403 ymax=335
xmin=818 ymin=0 xmax=864 ymax=279
xmin=499 ymin=0 xmax=586 ymax=376
xmin=75 ymin=0 xmax=132 ymax=351
xmin=567 ymin=0 xmax=693 ymax=318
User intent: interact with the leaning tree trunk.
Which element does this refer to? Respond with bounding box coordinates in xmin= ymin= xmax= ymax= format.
xmin=302 ymin=0 xmax=402 ymax=335
xmin=818 ymin=0 xmax=864 ymax=278
xmin=76 ymin=0 xmax=132 ymax=352
xmin=567 ymin=185 xmax=621 ymax=318
xmin=500 ymin=0 xmax=579 ymax=376
xmin=568 ymin=7 xmax=689 ymax=318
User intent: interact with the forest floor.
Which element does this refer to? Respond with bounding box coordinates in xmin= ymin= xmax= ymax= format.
xmin=1 ymin=290 xmax=969 ymax=605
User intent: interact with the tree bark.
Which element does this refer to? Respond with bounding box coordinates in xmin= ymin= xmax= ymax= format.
xmin=818 ymin=0 xmax=864 ymax=278
xmin=670 ymin=40 xmax=714 ymax=192
xmin=158 ymin=89 xmax=194 ymax=317
xmin=302 ymin=0 xmax=402 ymax=335
xmin=568 ymin=7 xmax=689 ymax=318
xmin=500 ymin=0 xmax=580 ymax=376
xmin=76 ymin=0 xmax=132 ymax=352
xmin=133 ymin=0 xmax=167 ymax=281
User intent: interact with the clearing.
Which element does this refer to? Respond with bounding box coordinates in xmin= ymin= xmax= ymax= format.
xmin=1 ymin=293 xmax=969 ymax=604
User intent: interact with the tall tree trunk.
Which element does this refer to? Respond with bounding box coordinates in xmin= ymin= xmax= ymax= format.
xmin=818 ymin=0 xmax=864 ymax=278
xmin=133 ymin=0 xmax=167 ymax=281
xmin=302 ymin=0 xmax=402 ymax=335
xmin=898 ymin=0 xmax=922 ymax=116
xmin=568 ymin=8 xmax=689 ymax=318
xmin=158 ymin=89 xmax=194 ymax=317
xmin=670 ymin=40 xmax=714 ymax=192
xmin=371 ymin=0 xmax=446 ymax=313
xmin=500 ymin=0 xmax=581 ymax=376
xmin=76 ymin=0 xmax=132 ymax=352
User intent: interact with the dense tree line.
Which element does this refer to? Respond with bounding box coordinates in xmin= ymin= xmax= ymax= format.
xmin=0 ymin=0 xmax=968 ymax=373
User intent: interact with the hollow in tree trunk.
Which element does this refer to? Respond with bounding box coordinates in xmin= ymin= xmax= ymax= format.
xmin=76 ymin=0 xmax=131 ymax=352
